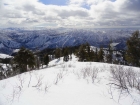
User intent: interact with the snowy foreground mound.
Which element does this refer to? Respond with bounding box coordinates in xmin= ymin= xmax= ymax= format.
xmin=0 ymin=56 xmax=140 ymax=105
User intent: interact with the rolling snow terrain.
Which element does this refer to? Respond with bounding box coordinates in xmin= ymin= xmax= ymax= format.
xmin=0 ymin=55 xmax=140 ymax=105
xmin=0 ymin=28 xmax=138 ymax=54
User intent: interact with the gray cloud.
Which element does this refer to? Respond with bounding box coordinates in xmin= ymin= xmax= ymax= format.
xmin=25 ymin=18 xmax=39 ymax=23
xmin=123 ymin=0 xmax=140 ymax=12
xmin=57 ymin=9 xmax=89 ymax=18
xmin=88 ymin=0 xmax=140 ymax=27
xmin=0 ymin=0 xmax=140 ymax=28
xmin=3 ymin=11 xmax=23 ymax=18
xmin=23 ymin=4 xmax=35 ymax=11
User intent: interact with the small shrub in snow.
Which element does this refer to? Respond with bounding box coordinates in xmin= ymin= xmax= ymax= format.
xmin=32 ymin=75 xmax=44 ymax=91
xmin=16 ymin=75 xmax=25 ymax=88
xmin=54 ymin=70 xmax=66 ymax=85
xmin=44 ymin=83 xmax=51 ymax=93
xmin=110 ymin=65 xmax=140 ymax=93
xmin=81 ymin=66 xmax=98 ymax=83
xmin=68 ymin=63 xmax=72 ymax=68
xmin=61 ymin=64 xmax=67 ymax=71
xmin=67 ymin=63 xmax=76 ymax=68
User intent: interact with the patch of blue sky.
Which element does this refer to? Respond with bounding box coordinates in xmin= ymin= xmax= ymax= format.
xmin=4 ymin=3 xmax=9 ymax=6
xmin=82 ymin=4 xmax=90 ymax=10
xmin=111 ymin=0 xmax=116 ymax=2
xmin=39 ymin=0 xmax=69 ymax=5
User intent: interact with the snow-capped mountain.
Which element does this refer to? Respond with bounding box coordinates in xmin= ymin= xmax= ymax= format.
xmin=0 ymin=28 xmax=138 ymax=54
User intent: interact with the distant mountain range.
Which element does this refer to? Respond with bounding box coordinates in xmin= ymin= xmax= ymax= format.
xmin=0 ymin=28 xmax=139 ymax=54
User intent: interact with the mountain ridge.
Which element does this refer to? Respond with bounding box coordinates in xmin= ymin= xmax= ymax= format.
xmin=0 ymin=28 xmax=138 ymax=54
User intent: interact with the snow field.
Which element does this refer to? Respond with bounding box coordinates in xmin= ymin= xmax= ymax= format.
xmin=0 ymin=56 xmax=140 ymax=105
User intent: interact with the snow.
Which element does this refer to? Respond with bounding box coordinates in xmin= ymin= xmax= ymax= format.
xmin=13 ymin=49 xmax=20 ymax=53
xmin=110 ymin=43 xmax=119 ymax=47
xmin=0 ymin=53 xmax=12 ymax=59
xmin=0 ymin=55 xmax=140 ymax=105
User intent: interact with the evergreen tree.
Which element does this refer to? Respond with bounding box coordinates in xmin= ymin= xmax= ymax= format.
xmin=55 ymin=48 xmax=61 ymax=59
xmin=85 ymin=43 xmax=91 ymax=61
xmin=94 ymin=48 xmax=99 ymax=62
xmin=125 ymin=31 xmax=140 ymax=66
xmin=90 ymin=50 xmax=95 ymax=61
xmin=98 ymin=47 xmax=104 ymax=62
xmin=77 ymin=44 xmax=86 ymax=61
xmin=63 ymin=47 xmax=69 ymax=62
xmin=85 ymin=43 xmax=90 ymax=54
xmin=44 ymin=54 xmax=49 ymax=67
xmin=106 ymin=41 xmax=113 ymax=63
xmin=2 ymin=58 xmax=11 ymax=66
xmin=14 ymin=47 xmax=35 ymax=73
xmin=76 ymin=43 xmax=95 ymax=61
xmin=35 ymin=55 xmax=40 ymax=69
xmin=39 ymin=54 xmax=44 ymax=68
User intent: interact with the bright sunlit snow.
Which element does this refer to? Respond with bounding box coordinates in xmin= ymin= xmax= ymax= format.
xmin=0 ymin=55 xmax=140 ymax=105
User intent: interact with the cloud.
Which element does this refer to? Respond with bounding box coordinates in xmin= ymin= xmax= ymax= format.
xmin=0 ymin=0 xmax=140 ymax=28
xmin=123 ymin=0 xmax=140 ymax=12
xmin=88 ymin=0 xmax=140 ymax=27
xmin=54 ymin=6 xmax=89 ymax=18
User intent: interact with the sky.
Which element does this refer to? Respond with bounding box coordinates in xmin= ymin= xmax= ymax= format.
xmin=0 ymin=0 xmax=140 ymax=28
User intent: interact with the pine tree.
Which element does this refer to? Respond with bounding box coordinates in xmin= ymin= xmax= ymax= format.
xmin=63 ymin=47 xmax=69 ymax=62
xmin=90 ymin=50 xmax=95 ymax=61
xmin=14 ymin=47 xmax=35 ymax=73
xmin=106 ymin=41 xmax=113 ymax=63
xmin=77 ymin=44 xmax=86 ymax=61
xmin=85 ymin=43 xmax=90 ymax=54
xmin=55 ymin=48 xmax=61 ymax=59
xmin=98 ymin=47 xmax=104 ymax=62
xmin=44 ymin=54 xmax=49 ymax=67
xmin=125 ymin=31 xmax=140 ymax=66
xmin=76 ymin=43 xmax=95 ymax=61
xmin=94 ymin=48 xmax=99 ymax=62
xmin=35 ymin=55 xmax=40 ymax=69
xmin=85 ymin=43 xmax=91 ymax=61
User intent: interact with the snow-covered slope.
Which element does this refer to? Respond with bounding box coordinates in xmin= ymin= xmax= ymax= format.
xmin=0 ymin=53 xmax=12 ymax=59
xmin=0 ymin=55 xmax=140 ymax=105
xmin=0 ymin=28 xmax=137 ymax=54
